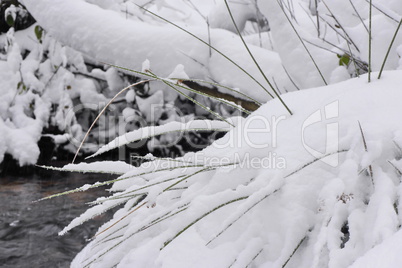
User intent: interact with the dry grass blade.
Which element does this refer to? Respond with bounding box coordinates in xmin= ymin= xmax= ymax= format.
xmin=224 ymin=0 xmax=293 ymax=115
xmin=285 ymin=150 xmax=348 ymax=178
xmin=90 ymin=201 xmax=147 ymax=241
xmin=368 ymin=0 xmax=373 ymax=82
xmin=206 ymin=188 xmax=280 ymax=246
xmin=162 ymin=196 xmax=249 ymax=249
xmin=276 ymin=0 xmax=328 ymax=86
xmin=282 ymin=236 xmax=307 ymax=268
xmin=363 ymin=0 xmax=399 ymax=23
xmin=378 ymin=18 xmax=402 ymax=79
xmin=321 ymin=0 xmax=360 ymax=52
xmin=135 ymin=4 xmax=275 ymax=99
xmin=349 ymin=0 xmax=369 ymax=33
xmin=315 ymin=0 xmax=320 ymax=37
xmin=388 ymin=160 xmax=402 ymax=176
xmin=246 ymin=248 xmax=263 ymax=267
xmin=358 ymin=121 xmax=374 ymax=183
xmin=320 ymin=0 xmax=360 ymax=76
xmin=72 ymin=79 xmax=153 ymax=163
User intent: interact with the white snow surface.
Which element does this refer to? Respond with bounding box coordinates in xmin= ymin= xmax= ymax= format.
xmin=349 ymin=228 xmax=402 ymax=268
xmin=21 ymin=0 xmax=295 ymax=103
xmin=61 ymin=161 xmax=134 ymax=175
xmin=3 ymin=0 xmax=402 ymax=267
xmin=69 ymin=70 xmax=402 ymax=267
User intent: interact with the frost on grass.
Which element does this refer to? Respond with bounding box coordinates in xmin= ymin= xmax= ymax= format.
xmin=65 ymin=71 xmax=402 ymax=267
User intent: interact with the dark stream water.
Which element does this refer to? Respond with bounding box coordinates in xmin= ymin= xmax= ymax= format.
xmin=0 ymin=171 xmax=115 ymax=268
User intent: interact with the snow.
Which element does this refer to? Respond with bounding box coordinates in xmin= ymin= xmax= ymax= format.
xmin=60 ymin=161 xmax=134 ymax=175
xmin=3 ymin=0 xmax=402 ymax=267
xmin=21 ymin=0 xmax=296 ymax=103
xmin=349 ymin=228 xmax=402 ymax=268
xmin=0 ymin=43 xmax=50 ymax=165
xmin=69 ymin=70 xmax=402 ymax=267
xmin=89 ymin=118 xmax=236 ymax=158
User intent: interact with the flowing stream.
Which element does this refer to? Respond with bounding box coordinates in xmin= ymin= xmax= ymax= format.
xmin=0 ymin=170 xmax=115 ymax=268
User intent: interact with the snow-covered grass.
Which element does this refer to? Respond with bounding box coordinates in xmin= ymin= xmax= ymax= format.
xmin=5 ymin=0 xmax=402 ymax=267
xmin=61 ymin=71 xmax=402 ymax=268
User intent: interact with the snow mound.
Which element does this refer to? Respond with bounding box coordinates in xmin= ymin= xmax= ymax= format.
xmin=70 ymin=71 xmax=402 ymax=267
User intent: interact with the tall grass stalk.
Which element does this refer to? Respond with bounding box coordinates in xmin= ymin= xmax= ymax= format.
xmin=136 ymin=4 xmax=275 ymax=99
xmin=282 ymin=236 xmax=307 ymax=268
xmin=368 ymin=0 xmax=372 ymax=82
xmin=72 ymin=79 xmax=152 ymax=163
xmin=206 ymin=187 xmax=281 ymax=246
xmin=315 ymin=0 xmax=320 ymax=37
xmin=358 ymin=121 xmax=374 ymax=183
xmin=321 ymin=0 xmax=360 ymax=52
xmin=321 ymin=0 xmax=360 ymax=76
xmin=378 ymin=18 xmax=402 ymax=79
xmin=364 ymin=0 xmax=398 ymax=23
xmin=349 ymin=0 xmax=369 ymax=33
xmin=91 ymin=201 xmax=147 ymax=240
xmin=223 ymin=0 xmax=293 ymax=115
xmin=35 ymin=164 xmax=207 ymax=202
xmin=276 ymin=0 xmax=328 ymax=86
xmin=162 ymin=195 xmax=249 ymax=248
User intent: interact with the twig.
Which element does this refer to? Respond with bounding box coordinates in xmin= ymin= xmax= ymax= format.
xmin=180 ymin=80 xmax=260 ymax=111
